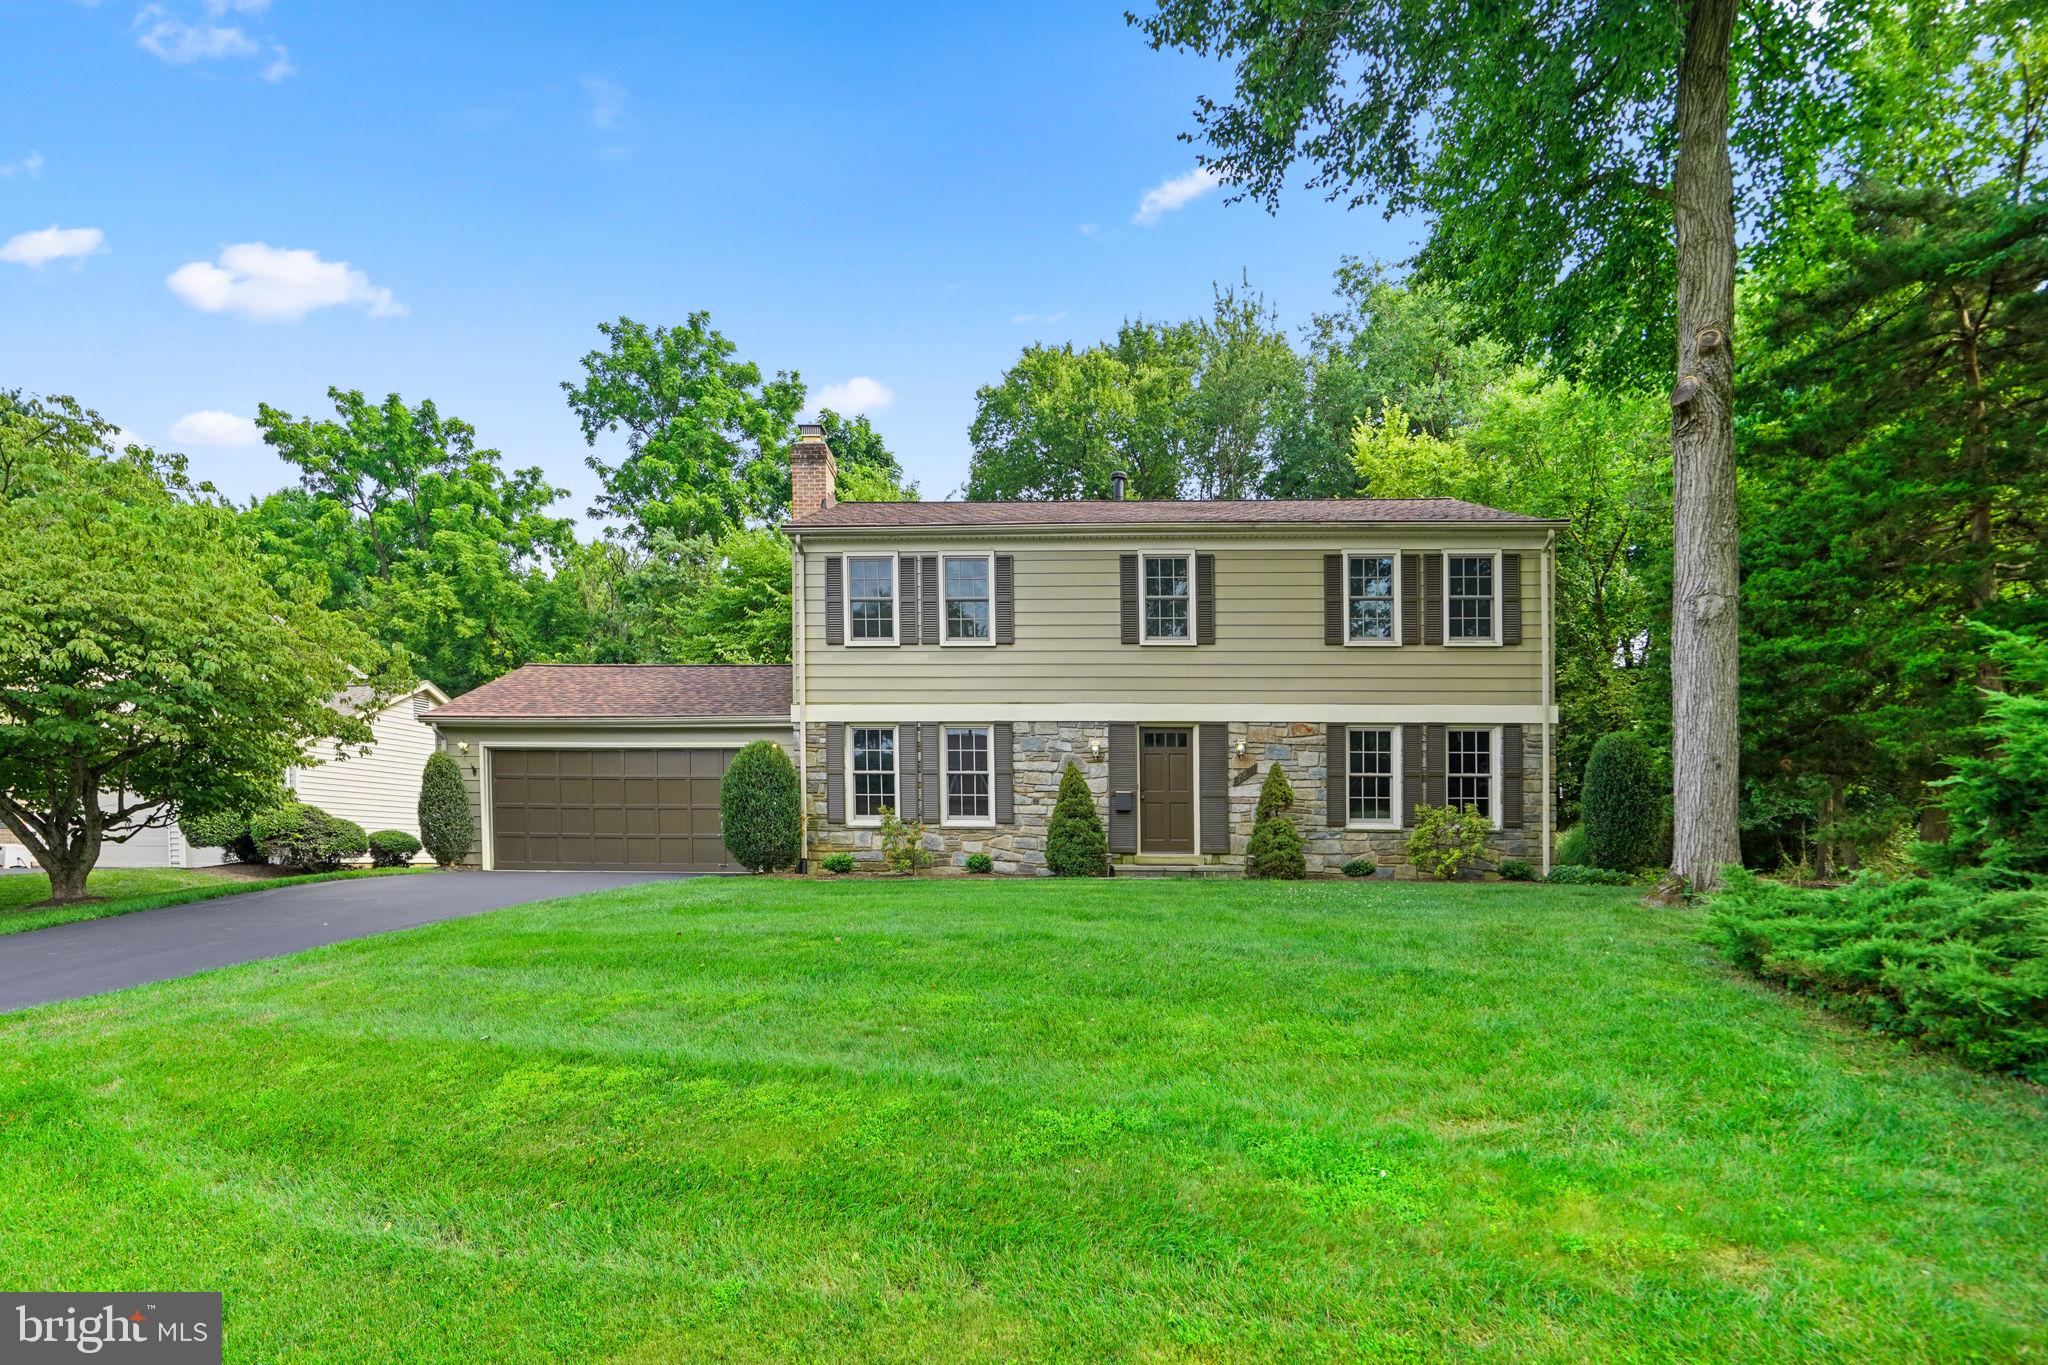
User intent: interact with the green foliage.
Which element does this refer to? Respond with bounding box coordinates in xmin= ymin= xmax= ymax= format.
xmin=1709 ymin=868 xmax=2048 ymax=1080
xmin=367 ymin=830 xmax=423 ymax=868
xmin=1497 ymin=858 xmax=1535 ymax=882
xmin=179 ymin=810 xmax=262 ymax=865
xmin=1341 ymin=858 xmax=1376 ymax=878
xmin=418 ymin=751 xmax=475 ymax=868
xmin=815 ymin=409 xmax=918 ymax=502
xmin=1045 ymin=763 xmax=1109 ymax=878
xmin=1246 ymin=763 xmax=1307 ymax=880
xmin=965 ymin=852 xmax=995 ymax=875
xmin=1405 ymin=805 xmax=1493 ymax=881
xmin=821 ymin=852 xmax=855 ymax=875
xmin=1556 ymin=824 xmax=1591 ymax=868
xmin=251 ymin=802 xmax=369 ymax=872
xmin=719 ymin=741 xmax=802 ymax=872
xmin=1581 ymin=734 xmax=1664 ymax=872
xmin=1927 ymin=629 xmax=2048 ymax=878
xmin=878 ymin=808 xmax=932 ymax=876
xmin=1544 ymin=865 xmax=1636 ymax=886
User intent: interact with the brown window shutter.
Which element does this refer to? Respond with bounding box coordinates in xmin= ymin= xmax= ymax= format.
xmin=1199 ymin=724 xmax=1229 ymax=853
xmin=1426 ymin=723 xmax=1448 ymax=808
xmin=1423 ymin=554 xmax=1444 ymax=645
xmin=1400 ymin=553 xmax=1421 ymax=646
xmin=897 ymin=723 xmax=920 ymax=820
xmin=921 ymin=723 xmax=941 ymax=823
xmin=994 ymin=723 xmax=1014 ymax=822
xmin=898 ymin=557 xmax=918 ymax=647
xmin=994 ymin=555 xmax=1015 ymax=644
xmin=1323 ymin=554 xmax=1344 ymax=645
xmin=1107 ymin=722 xmax=1137 ymax=853
xmin=824 ymin=556 xmax=844 ymax=646
xmin=1327 ymin=723 xmax=1346 ymax=826
xmin=826 ymin=723 xmax=845 ymax=823
xmin=921 ymin=555 xmax=940 ymax=644
xmin=1500 ymin=724 xmax=1525 ymax=828
xmin=1501 ymin=552 xmax=1523 ymax=645
xmin=1402 ymin=723 xmax=1425 ymax=826
xmin=1196 ymin=554 xmax=1216 ymax=644
xmin=1119 ymin=554 xmax=1140 ymax=644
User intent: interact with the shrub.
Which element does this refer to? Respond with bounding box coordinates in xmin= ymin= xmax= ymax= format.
xmin=1543 ymin=864 xmax=1634 ymax=885
xmin=367 ymin=829 xmax=422 ymax=868
xmin=965 ymin=852 xmax=994 ymax=874
xmin=1341 ymin=858 xmax=1377 ymax=878
xmin=1405 ymin=803 xmax=1492 ymax=880
xmin=1581 ymin=732 xmax=1663 ymax=872
xmin=1045 ymin=762 xmax=1108 ymax=877
xmin=821 ymin=852 xmax=855 ymax=875
xmin=1245 ymin=762 xmax=1307 ymax=879
xmin=720 ymin=740 xmax=802 ymax=872
xmin=1556 ymin=823 xmax=1590 ymax=868
xmin=418 ymin=751 xmax=475 ymax=868
xmin=1497 ymin=857 xmax=1535 ymax=882
xmin=180 ymin=809 xmax=261 ymax=864
xmin=1925 ymin=626 xmax=2048 ymax=879
xmin=1708 ymin=868 xmax=2048 ymax=1080
xmin=879 ymin=808 xmax=933 ymax=876
xmin=250 ymin=801 xmax=369 ymax=872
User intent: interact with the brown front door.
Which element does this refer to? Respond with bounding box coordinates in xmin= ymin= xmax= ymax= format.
xmin=491 ymin=747 xmax=740 ymax=872
xmin=1139 ymin=728 xmax=1195 ymax=853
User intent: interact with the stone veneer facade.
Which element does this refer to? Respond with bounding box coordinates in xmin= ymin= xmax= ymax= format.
xmin=803 ymin=721 xmax=1543 ymax=877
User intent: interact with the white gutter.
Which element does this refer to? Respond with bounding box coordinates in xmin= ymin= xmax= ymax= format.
xmin=790 ymin=530 xmax=809 ymax=865
xmin=1541 ymin=528 xmax=1556 ymax=877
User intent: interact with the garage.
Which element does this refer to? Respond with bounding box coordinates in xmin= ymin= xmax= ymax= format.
xmin=490 ymin=747 xmax=739 ymax=872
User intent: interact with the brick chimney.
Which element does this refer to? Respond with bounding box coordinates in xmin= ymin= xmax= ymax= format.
xmin=790 ymin=422 xmax=836 ymax=520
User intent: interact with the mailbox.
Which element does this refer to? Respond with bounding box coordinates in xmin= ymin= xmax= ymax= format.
xmin=1111 ymin=790 xmax=1135 ymax=814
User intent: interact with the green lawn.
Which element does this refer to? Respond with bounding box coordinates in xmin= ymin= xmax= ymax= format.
xmin=2 ymin=879 xmax=2042 ymax=1362
xmin=0 ymin=865 xmax=434 ymax=935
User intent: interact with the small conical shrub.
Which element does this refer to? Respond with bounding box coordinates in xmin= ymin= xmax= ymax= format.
xmin=1246 ymin=762 xmax=1307 ymax=879
xmin=1581 ymin=732 xmax=1662 ymax=872
xmin=720 ymin=740 xmax=802 ymax=871
xmin=1044 ymin=761 xmax=1108 ymax=877
xmin=419 ymin=750 xmax=476 ymax=867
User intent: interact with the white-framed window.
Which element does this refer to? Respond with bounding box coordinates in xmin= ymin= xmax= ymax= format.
xmin=846 ymin=554 xmax=898 ymax=645
xmin=1347 ymin=552 xmax=1399 ymax=644
xmin=1445 ymin=553 xmax=1498 ymax=643
xmin=1142 ymin=553 xmax=1194 ymax=643
xmin=944 ymin=725 xmax=993 ymax=824
xmin=849 ymin=725 xmax=897 ymax=822
xmin=1346 ymin=726 xmax=1399 ymax=827
xmin=942 ymin=554 xmax=993 ymax=644
xmin=1447 ymin=727 xmax=1496 ymax=823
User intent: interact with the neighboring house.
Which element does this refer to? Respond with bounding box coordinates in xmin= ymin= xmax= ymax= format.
xmin=94 ymin=681 xmax=449 ymax=868
xmin=426 ymin=426 xmax=1563 ymax=877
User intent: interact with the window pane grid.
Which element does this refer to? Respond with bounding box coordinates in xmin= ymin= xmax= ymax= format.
xmin=944 ymin=557 xmax=991 ymax=640
xmin=1348 ymin=554 xmax=1395 ymax=641
xmin=945 ymin=726 xmax=991 ymax=820
xmin=851 ymin=727 xmax=896 ymax=817
xmin=848 ymin=557 xmax=895 ymax=641
xmin=1347 ymin=727 xmax=1393 ymax=823
xmin=1447 ymin=728 xmax=1492 ymax=819
xmin=1447 ymin=555 xmax=1494 ymax=640
xmin=1143 ymin=555 xmax=1190 ymax=640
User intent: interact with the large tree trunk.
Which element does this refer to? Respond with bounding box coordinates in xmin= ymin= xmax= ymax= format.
xmin=1668 ymin=0 xmax=1744 ymax=891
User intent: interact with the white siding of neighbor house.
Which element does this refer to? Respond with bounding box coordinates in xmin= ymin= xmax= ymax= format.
xmin=87 ymin=802 xmax=228 ymax=869
xmin=289 ymin=692 xmax=440 ymax=860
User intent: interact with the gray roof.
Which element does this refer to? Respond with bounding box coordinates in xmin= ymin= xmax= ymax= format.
xmin=786 ymin=497 xmax=1560 ymax=531
xmin=427 ymin=665 xmax=791 ymax=721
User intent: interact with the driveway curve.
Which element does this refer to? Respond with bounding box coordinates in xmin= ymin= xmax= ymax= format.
xmin=0 ymin=870 xmax=687 ymax=1012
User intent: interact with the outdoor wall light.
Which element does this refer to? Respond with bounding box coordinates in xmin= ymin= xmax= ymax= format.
xmin=457 ymin=741 xmax=470 ymax=754
xmin=1235 ymin=739 xmax=1247 ymax=756
xmin=1089 ymin=738 xmax=1103 ymax=758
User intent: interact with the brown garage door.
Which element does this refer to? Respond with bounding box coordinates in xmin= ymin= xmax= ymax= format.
xmin=491 ymin=748 xmax=739 ymax=872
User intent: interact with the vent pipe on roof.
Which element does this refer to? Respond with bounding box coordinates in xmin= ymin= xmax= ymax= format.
xmin=1111 ymin=470 xmax=1127 ymax=501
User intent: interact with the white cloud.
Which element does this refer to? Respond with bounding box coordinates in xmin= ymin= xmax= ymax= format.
xmin=0 ymin=151 xmax=44 ymax=179
xmin=1 ymin=224 xmax=106 ymax=267
xmin=582 ymin=75 xmax=627 ymax=130
xmin=1131 ymin=166 xmax=1221 ymax=226
xmin=261 ymin=44 xmax=294 ymax=81
xmin=166 ymin=242 xmax=405 ymax=321
xmin=169 ymin=409 xmax=262 ymax=447
xmin=814 ymin=377 xmax=894 ymax=414
xmin=134 ymin=6 xmax=258 ymax=63
xmin=204 ymin=0 xmax=271 ymax=13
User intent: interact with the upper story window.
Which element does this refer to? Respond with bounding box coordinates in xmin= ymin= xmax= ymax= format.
xmin=1143 ymin=554 xmax=1192 ymax=642
xmin=847 ymin=554 xmax=896 ymax=643
xmin=1347 ymin=554 xmax=1397 ymax=643
xmin=1447 ymin=554 xmax=1496 ymax=642
xmin=943 ymin=555 xmax=992 ymax=643
xmin=1447 ymin=727 xmax=1494 ymax=821
xmin=945 ymin=725 xmax=992 ymax=823
xmin=850 ymin=726 xmax=896 ymax=821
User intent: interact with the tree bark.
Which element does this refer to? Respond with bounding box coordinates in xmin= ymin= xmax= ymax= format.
xmin=1668 ymin=0 xmax=1743 ymax=890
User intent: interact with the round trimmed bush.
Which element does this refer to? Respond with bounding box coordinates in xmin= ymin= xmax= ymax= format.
xmin=180 ymin=809 xmax=260 ymax=864
xmin=965 ymin=852 xmax=994 ymax=874
xmin=1246 ymin=763 xmax=1306 ymax=879
xmin=1342 ymin=857 xmax=1377 ymax=878
xmin=720 ymin=740 xmax=802 ymax=872
xmin=368 ymin=829 xmax=423 ymax=868
xmin=1045 ymin=762 xmax=1108 ymax=877
xmin=1496 ymin=857 xmax=1535 ymax=882
xmin=251 ymin=801 xmax=368 ymax=872
xmin=821 ymin=852 xmax=855 ymax=875
xmin=1581 ymin=733 xmax=1663 ymax=872
xmin=418 ymin=751 xmax=475 ymax=868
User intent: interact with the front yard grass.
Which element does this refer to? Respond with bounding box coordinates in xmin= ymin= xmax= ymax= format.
xmin=2 ymin=878 xmax=2042 ymax=1362
xmin=0 ymin=864 xmax=435 ymax=935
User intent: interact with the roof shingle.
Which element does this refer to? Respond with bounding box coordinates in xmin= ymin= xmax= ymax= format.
xmin=784 ymin=497 xmax=1558 ymax=530
xmin=427 ymin=665 xmax=791 ymax=721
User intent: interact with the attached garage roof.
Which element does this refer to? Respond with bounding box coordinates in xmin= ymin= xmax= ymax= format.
xmin=427 ymin=664 xmax=791 ymax=721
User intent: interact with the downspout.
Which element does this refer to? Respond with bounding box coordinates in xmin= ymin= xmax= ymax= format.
xmin=790 ymin=531 xmax=808 ymax=868
xmin=1541 ymin=530 xmax=1555 ymax=878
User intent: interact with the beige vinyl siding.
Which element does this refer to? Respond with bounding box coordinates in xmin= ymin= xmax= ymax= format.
xmin=799 ymin=532 xmax=1548 ymax=711
xmin=292 ymin=695 xmax=440 ymax=856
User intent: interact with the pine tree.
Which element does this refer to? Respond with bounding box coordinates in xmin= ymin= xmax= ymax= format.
xmin=1044 ymin=762 xmax=1108 ymax=877
xmin=1246 ymin=762 xmax=1307 ymax=880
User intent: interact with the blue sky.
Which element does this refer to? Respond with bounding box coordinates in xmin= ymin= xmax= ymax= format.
xmin=2 ymin=0 xmax=1420 ymax=518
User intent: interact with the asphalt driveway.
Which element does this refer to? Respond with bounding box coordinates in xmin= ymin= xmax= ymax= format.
xmin=0 ymin=870 xmax=688 ymax=1012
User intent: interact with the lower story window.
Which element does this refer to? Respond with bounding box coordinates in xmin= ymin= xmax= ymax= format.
xmin=851 ymin=726 xmax=896 ymax=820
xmin=945 ymin=726 xmax=991 ymax=822
xmin=1347 ymin=727 xmax=1395 ymax=825
xmin=1447 ymin=728 xmax=1493 ymax=820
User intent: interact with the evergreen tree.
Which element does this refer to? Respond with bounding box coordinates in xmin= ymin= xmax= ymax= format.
xmin=1246 ymin=762 xmax=1307 ymax=880
xmin=1044 ymin=762 xmax=1108 ymax=877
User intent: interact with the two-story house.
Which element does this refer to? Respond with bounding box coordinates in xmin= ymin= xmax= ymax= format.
xmin=425 ymin=425 xmax=1561 ymax=877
